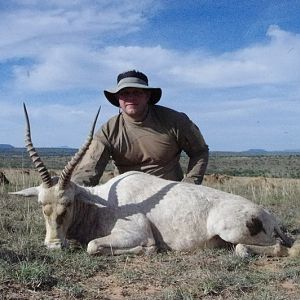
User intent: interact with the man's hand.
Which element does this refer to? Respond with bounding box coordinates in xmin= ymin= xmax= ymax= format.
xmin=181 ymin=176 xmax=203 ymax=185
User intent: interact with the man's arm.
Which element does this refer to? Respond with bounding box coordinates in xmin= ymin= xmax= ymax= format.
xmin=179 ymin=116 xmax=209 ymax=184
xmin=71 ymin=131 xmax=111 ymax=186
xmin=183 ymin=144 xmax=209 ymax=184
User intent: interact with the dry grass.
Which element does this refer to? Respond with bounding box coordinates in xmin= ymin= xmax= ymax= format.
xmin=0 ymin=168 xmax=299 ymax=299
xmin=204 ymin=175 xmax=300 ymax=232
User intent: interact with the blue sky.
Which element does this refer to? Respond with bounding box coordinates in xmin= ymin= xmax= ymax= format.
xmin=0 ymin=0 xmax=300 ymax=151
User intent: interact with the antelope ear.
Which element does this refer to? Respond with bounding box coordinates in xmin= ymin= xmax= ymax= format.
xmin=9 ymin=187 xmax=40 ymax=197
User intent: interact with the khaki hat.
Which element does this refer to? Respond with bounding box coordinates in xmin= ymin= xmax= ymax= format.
xmin=104 ymin=70 xmax=162 ymax=107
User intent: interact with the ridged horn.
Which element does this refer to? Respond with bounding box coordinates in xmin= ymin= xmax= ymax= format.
xmin=58 ymin=106 xmax=101 ymax=190
xmin=23 ymin=103 xmax=53 ymax=188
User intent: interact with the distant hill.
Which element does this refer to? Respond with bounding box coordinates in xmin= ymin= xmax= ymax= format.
xmin=0 ymin=145 xmax=299 ymax=156
xmin=284 ymin=149 xmax=300 ymax=153
xmin=0 ymin=144 xmax=14 ymax=149
xmin=242 ymin=149 xmax=268 ymax=155
xmin=0 ymin=147 xmax=77 ymax=156
xmin=242 ymin=149 xmax=300 ymax=155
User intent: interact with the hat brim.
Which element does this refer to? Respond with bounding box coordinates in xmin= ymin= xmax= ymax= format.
xmin=104 ymin=83 xmax=162 ymax=107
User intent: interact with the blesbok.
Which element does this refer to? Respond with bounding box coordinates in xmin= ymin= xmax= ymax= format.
xmin=11 ymin=104 xmax=299 ymax=258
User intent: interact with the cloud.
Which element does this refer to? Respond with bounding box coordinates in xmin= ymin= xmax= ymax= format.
xmin=4 ymin=23 xmax=300 ymax=94
xmin=11 ymin=45 xmax=173 ymax=92
xmin=0 ymin=0 xmax=158 ymax=60
xmin=0 ymin=99 xmax=115 ymax=147
xmin=2 ymin=2 xmax=299 ymax=94
xmin=13 ymin=45 xmax=100 ymax=91
xmin=168 ymin=25 xmax=300 ymax=88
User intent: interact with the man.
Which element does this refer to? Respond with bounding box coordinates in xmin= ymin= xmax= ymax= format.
xmin=72 ymin=70 xmax=209 ymax=186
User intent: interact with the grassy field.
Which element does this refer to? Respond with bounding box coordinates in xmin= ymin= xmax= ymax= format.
xmin=0 ymin=155 xmax=300 ymax=299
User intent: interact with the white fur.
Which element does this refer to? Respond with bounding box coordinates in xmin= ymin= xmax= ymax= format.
xmin=13 ymin=171 xmax=296 ymax=257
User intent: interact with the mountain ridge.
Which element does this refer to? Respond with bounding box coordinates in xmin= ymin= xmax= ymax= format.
xmin=1 ymin=144 xmax=300 ymax=155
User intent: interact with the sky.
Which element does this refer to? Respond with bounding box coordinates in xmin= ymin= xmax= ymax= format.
xmin=0 ymin=0 xmax=300 ymax=151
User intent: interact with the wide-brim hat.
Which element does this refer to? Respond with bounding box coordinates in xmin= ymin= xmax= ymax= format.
xmin=104 ymin=73 xmax=162 ymax=107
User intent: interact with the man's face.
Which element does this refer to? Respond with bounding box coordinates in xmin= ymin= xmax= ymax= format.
xmin=117 ymin=88 xmax=150 ymax=120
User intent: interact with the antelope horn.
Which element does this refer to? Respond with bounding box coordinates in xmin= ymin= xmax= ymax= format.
xmin=58 ymin=106 xmax=101 ymax=190
xmin=23 ymin=103 xmax=52 ymax=188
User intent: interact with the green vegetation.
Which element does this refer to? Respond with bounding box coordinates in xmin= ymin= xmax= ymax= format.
xmin=207 ymin=153 xmax=300 ymax=178
xmin=183 ymin=153 xmax=300 ymax=179
xmin=1 ymin=148 xmax=300 ymax=178
xmin=0 ymin=148 xmax=77 ymax=169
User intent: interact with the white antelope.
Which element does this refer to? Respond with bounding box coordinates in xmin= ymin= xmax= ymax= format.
xmin=12 ymin=104 xmax=299 ymax=258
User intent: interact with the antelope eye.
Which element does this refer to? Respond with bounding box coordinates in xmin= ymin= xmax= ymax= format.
xmin=60 ymin=209 xmax=67 ymax=217
xmin=43 ymin=205 xmax=52 ymax=216
xmin=56 ymin=207 xmax=68 ymax=225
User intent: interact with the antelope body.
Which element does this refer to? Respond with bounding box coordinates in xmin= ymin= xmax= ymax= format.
xmin=12 ymin=105 xmax=300 ymax=258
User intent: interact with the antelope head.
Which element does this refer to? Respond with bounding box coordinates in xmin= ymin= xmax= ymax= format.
xmin=11 ymin=104 xmax=100 ymax=249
